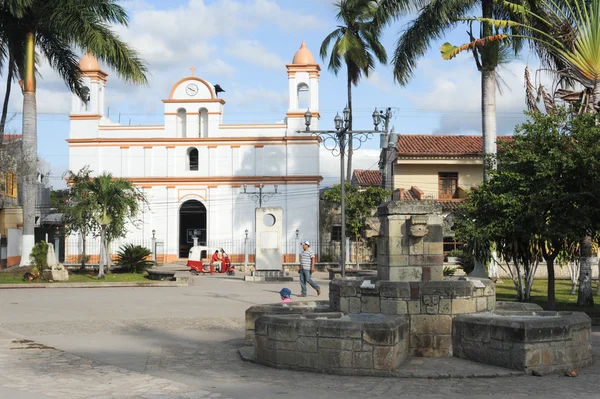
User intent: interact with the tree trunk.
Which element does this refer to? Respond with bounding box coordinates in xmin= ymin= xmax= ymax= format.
xmin=346 ymin=70 xmax=353 ymax=182
xmin=480 ymin=0 xmax=497 ymax=183
xmin=577 ymin=234 xmax=594 ymax=306
xmin=0 ymin=57 xmax=14 ymax=144
xmin=545 ymin=255 xmax=556 ymax=311
xmin=569 ymin=261 xmax=579 ymax=295
xmin=19 ymin=32 xmax=37 ymax=267
xmin=98 ymin=229 xmax=106 ymax=279
xmin=481 ymin=70 xmax=497 ymax=182
xmin=106 ymin=240 xmax=112 ymax=271
xmin=79 ymin=230 xmax=87 ymax=272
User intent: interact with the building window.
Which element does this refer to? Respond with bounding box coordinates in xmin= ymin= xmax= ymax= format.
xmin=199 ymin=108 xmax=208 ymax=137
xmin=438 ymin=172 xmax=458 ymax=199
xmin=177 ymin=108 xmax=187 ymax=138
xmin=5 ymin=172 xmax=17 ymax=198
xmin=331 ymin=225 xmax=342 ymax=241
xmin=188 ymin=148 xmax=198 ymax=171
xmin=297 ymin=83 xmax=309 ymax=109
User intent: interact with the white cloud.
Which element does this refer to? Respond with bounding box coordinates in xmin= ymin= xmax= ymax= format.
xmin=365 ymin=71 xmax=392 ymax=93
xmin=405 ymin=58 xmax=548 ymax=135
xmin=225 ymin=40 xmax=286 ymax=70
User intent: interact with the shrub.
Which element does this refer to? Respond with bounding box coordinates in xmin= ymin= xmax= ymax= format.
xmin=447 ymin=249 xmax=463 ymax=258
xmin=29 ymin=241 xmax=49 ymax=271
xmin=457 ymin=252 xmax=475 ymax=275
xmin=115 ymin=244 xmax=153 ymax=273
xmin=319 ymin=253 xmax=334 ymax=263
xmin=443 ymin=266 xmax=456 ymax=277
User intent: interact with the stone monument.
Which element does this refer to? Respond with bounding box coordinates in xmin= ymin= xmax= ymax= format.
xmin=246 ymin=207 xmax=292 ymax=281
xmin=42 ymin=243 xmax=69 ymax=281
xmin=245 ymin=200 xmax=592 ymax=376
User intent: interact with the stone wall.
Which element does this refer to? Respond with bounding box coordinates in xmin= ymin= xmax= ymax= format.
xmin=377 ymin=201 xmax=445 ymax=282
xmin=329 ymin=277 xmax=495 ymax=357
xmin=453 ymin=311 xmax=593 ymax=375
xmin=254 ymin=313 xmax=409 ymax=375
xmin=244 ymin=300 xmax=330 ymax=345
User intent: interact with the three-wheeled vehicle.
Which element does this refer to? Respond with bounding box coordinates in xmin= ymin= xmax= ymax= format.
xmin=187 ymin=246 xmax=235 ymax=276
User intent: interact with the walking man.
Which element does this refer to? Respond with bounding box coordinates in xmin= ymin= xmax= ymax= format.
xmin=298 ymin=240 xmax=320 ymax=297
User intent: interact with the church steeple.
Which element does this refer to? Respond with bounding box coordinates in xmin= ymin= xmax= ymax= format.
xmin=286 ymin=41 xmax=320 ymax=132
xmin=70 ymin=52 xmax=108 ymax=116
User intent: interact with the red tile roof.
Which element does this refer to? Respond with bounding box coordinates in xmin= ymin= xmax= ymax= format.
xmin=2 ymin=134 xmax=22 ymax=143
xmin=352 ymin=169 xmax=381 ymax=187
xmin=396 ymin=134 xmax=512 ymax=156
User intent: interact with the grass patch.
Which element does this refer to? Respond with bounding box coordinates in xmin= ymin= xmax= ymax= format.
xmin=0 ymin=267 xmax=149 ymax=284
xmin=496 ymin=279 xmax=600 ymax=316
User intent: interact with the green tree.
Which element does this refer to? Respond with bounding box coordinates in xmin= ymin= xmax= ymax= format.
xmin=320 ymin=0 xmax=387 ymax=181
xmin=324 ymin=182 xmax=390 ymax=241
xmin=448 ymin=0 xmax=600 ymax=307
xmin=456 ymin=110 xmax=600 ymax=307
xmin=1 ymin=0 xmax=148 ymax=267
xmin=78 ymin=173 xmax=146 ymax=279
xmin=376 ymin=0 xmax=526 ymax=182
xmin=61 ymin=167 xmax=94 ymax=271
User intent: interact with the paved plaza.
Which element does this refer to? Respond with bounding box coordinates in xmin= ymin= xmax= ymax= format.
xmin=0 ymin=274 xmax=599 ymax=398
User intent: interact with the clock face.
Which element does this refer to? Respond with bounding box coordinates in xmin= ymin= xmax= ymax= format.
xmin=185 ymin=83 xmax=199 ymax=96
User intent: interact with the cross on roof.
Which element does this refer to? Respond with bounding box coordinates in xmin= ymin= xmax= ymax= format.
xmin=190 ymin=65 xmax=196 ymax=77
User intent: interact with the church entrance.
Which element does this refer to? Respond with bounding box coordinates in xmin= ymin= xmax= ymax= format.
xmin=179 ymin=200 xmax=207 ymax=258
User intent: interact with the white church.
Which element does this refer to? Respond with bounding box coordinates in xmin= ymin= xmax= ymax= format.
xmin=67 ymin=42 xmax=322 ymax=263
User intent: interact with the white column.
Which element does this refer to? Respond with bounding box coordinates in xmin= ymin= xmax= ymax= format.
xmin=288 ymin=73 xmax=297 ymax=110
xmin=120 ymin=146 xmax=129 ymax=177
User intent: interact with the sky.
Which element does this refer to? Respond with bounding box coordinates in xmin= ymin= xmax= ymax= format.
xmin=1 ymin=0 xmax=545 ymax=189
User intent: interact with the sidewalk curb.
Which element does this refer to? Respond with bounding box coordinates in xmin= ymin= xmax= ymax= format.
xmin=0 ymin=282 xmax=187 ymax=289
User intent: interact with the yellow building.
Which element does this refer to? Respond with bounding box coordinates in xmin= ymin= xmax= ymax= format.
xmin=0 ymin=134 xmax=23 ymax=267
xmin=393 ymin=135 xmax=511 ymax=201
xmin=392 ymin=134 xmax=511 ymax=252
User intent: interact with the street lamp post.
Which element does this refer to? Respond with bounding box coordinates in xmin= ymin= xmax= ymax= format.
xmin=298 ymin=106 xmax=386 ymax=277
xmin=377 ymin=108 xmax=397 ymax=197
xmin=241 ymin=183 xmax=279 ymax=208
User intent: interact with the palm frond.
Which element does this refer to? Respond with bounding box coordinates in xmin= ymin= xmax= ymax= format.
xmin=392 ymin=0 xmax=478 ymax=85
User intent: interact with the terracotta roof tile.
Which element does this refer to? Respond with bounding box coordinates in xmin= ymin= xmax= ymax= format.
xmin=352 ymin=169 xmax=381 ymax=187
xmin=2 ymin=134 xmax=21 ymax=143
xmin=396 ymin=134 xmax=512 ymax=156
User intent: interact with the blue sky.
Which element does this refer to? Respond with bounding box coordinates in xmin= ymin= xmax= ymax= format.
xmin=2 ymin=0 xmax=540 ymax=188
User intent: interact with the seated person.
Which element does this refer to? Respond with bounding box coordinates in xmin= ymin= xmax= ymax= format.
xmin=211 ymin=250 xmax=222 ymax=272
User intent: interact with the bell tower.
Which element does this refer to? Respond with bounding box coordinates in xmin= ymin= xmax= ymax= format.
xmin=70 ymin=52 xmax=107 ymax=116
xmin=286 ymin=41 xmax=320 ymax=132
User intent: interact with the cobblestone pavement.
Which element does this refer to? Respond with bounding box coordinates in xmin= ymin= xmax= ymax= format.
xmin=0 ymin=278 xmax=599 ymax=398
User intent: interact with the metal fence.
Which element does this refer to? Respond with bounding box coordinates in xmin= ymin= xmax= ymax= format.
xmin=64 ymin=236 xmax=376 ymax=265
xmin=64 ymin=238 xmax=153 ymax=265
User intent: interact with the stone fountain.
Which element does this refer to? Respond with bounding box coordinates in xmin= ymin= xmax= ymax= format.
xmin=243 ymin=201 xmax=592 ymax=376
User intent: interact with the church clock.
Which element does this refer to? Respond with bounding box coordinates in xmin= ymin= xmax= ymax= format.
xmin=185 ymin=83 xmax=199 ymax=96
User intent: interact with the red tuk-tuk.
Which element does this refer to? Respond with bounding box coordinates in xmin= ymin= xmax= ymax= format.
xmin=187 ymin=246 xmax=235 ymax=276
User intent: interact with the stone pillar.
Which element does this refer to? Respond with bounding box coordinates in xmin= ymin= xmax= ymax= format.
xmin=377 ymin=201 xmax=444 ymax=282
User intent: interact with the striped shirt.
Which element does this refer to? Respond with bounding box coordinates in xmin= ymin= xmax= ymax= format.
xmin=300 ymin=249 xmax=315 ymax=271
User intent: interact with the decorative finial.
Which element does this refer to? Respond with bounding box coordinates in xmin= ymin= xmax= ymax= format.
xmin=190 ymin=65 xmax=196 ymax=77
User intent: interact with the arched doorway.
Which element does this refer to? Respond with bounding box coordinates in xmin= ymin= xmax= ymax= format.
xmin=179 ymin=200 xmax=206 ymax=258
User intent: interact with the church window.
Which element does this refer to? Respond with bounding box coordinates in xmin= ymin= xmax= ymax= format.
xmin=199 ymin=108 xmax=208 ymax=137
xmin=188 ymin=148 xmax=199 ymax=171
xmin=177 ymin=108 xmax=187 ymax=137
xmin=297 ymin=83 xmax=309 ymax=109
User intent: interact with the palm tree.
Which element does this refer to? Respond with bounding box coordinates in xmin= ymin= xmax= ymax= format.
xmin=376 ymin=0 xmax=525 ymax=182
xmin=79 ymin=173 xmax=145 ymax=279
xmin=320 ymin=0 xmax=387 ymax=181
xmin=0 ymin=0 xmax=148 ymax=267
xmin=447 ymin=0 xmax=600 ymax=306
xmin=63 ymin=167 xmax=94 ymax=272
xmin=0 ymin=6 xmax=26 ymax=144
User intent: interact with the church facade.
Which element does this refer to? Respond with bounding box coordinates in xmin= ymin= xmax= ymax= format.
xmin=67 ymin=42 xmax=322 ymax=263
